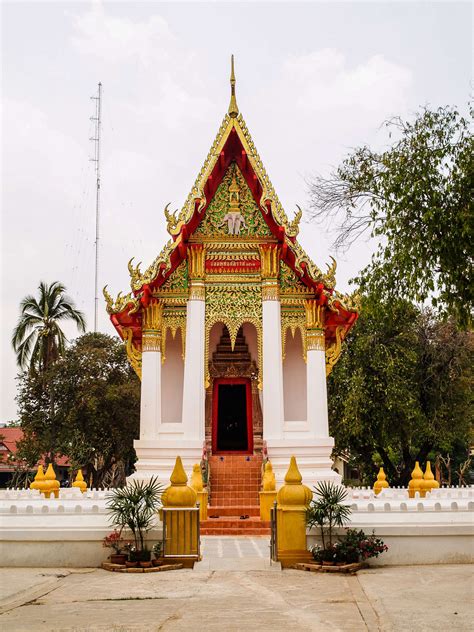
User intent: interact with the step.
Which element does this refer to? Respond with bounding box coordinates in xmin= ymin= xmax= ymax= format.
xmin=207 ymin=506 xmax=260 ymax=517
xmin=202 ymin=517 xmax=271 ymax=529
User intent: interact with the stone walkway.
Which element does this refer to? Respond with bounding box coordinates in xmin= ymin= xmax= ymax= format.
xmin=196 ymin=535 xmax=279 ymax=570
xmin=0 ymin=564 xmax=472 ymax=630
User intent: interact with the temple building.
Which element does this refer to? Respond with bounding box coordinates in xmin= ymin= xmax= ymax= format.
xmin=104 ymin=58 xmax=359 ymax=491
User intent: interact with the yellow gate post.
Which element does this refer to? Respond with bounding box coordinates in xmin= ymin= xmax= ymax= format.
xmin=373 ymin=467 xmax=389 ymax=495
xmin=161 ymin=456 xmax=199 ymax=567
xmin=259 ymin=461 xmax=277 ymax=521
xmin=190 ymin=463 xmax=208 ymax=521
xmin=276 ymin=456 xmax=313 ymax=568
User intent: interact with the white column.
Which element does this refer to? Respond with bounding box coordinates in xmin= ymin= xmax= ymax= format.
xmin=181 ymin=282 xmax=205 ymax=443
xmin=139 ymin=300 xmax=163 ymax=440
xmin=306 ymin=344 xmax=329 ymax=438
xmin=305 ymin=300 xmax=329 ymax=438
xmin=262 ymin=295 xmax=285 ymax=440
xmin=260 ymin=245 xmax=284 ymax=442
xmin=140 ymin=349 xmax=161 ymax=440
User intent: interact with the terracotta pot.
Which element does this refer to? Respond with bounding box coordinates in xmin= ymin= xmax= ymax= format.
xmin=152 ymin=559 xmax=162 ymax=567
xmin=140 ymin=561 xmax=152 ymax=568
xmin=322 ymin=561 xmax=335 ymax=566
xmin=125 ymin=561 xmax=138 ymax=568
xmin=110 ymin=554 xmax=127 ymax=565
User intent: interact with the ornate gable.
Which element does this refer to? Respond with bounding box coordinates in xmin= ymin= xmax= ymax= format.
xmin=195 ymin=162 xmax=272 ymax=239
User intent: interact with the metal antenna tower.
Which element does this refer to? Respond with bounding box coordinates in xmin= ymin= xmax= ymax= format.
xmin=90 ymin=82 xmax=102 ymax=332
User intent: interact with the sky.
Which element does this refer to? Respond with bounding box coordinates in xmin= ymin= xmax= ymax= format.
xmin=1 ymin=1 xmax=472 ymax=421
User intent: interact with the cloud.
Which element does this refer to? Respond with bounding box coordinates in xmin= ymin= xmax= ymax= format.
xmin=283 ymin=49 xmax=413 ymax=115
xmin=71 ymin=2 xmax=176 ymax=67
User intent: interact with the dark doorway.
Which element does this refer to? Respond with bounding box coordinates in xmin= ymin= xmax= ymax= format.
xmin=212 ymin=378 xmax=252 ymax=454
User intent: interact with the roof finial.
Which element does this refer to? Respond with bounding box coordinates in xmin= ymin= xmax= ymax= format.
xmin=228 ymin=54 xmax=239 ymax=118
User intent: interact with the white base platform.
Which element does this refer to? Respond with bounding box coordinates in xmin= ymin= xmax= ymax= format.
xmin=267 ymin=438 xmax=342 ymax=489
xmin=128 ymin=439 xmax=203 ymax=484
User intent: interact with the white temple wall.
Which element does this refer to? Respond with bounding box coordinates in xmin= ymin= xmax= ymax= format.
xmin=283 ymin=329 xmax=307 ymax=422
xmin=161 ymin=329 xmax=184 ymax=424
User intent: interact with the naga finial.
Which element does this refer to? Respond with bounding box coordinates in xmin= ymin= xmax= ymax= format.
xmin=164 ymin=202 xmax=179 ymax=234
xmin=128 ymin=257 xmax=142 ymax=286
xmin=323 ymin=256 xmax=337 ymax=288
xmin=228 ymin=54 xmax=239 ymax=118
xmin=287 ymin=204 xmax=302 ymax=237
xmin=103 ymin=285 xmax=114 ymax=313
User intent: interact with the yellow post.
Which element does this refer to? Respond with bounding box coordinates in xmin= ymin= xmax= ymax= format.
xmin=30 ymin=465 xmax=45 ymax=491
xmin=161 ymin=457 xmax=199 ymax=566
xmin=373 ymin=467 xmax=389 ymax=495
xmin=276 ymin=456 xmax=313 ymax=568
xmin=72 ymin=469 xmax=87 ymax=493
xmin=408 ymin=461 xmax=424 ymax=498
xmin=259 ymin=461 xmax=277 ymax=521
xmin=190 ymin=463 xmax=208 ymax=522
xmin=420 ymin=461 xmax=439 ymax=497
xmin=44 ymin=463 xmax=60 ymax=499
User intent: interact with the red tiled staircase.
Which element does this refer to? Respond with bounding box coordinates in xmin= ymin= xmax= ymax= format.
xmin=200 ymin=455 xmax=271 ymax=535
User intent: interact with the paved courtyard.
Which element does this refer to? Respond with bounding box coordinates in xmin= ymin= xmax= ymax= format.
xmin=1 ymin=560 xmax=472 ymax=631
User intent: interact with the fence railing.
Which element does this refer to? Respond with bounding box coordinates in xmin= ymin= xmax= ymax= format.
xmin=162 ymin=505 xmax=200 ymax=559
xmin=270 ymin=501 xmax=278 ymax=562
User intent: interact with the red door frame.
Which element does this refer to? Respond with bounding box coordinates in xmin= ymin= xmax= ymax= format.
xmin=212 ymin=377 xmax=253 ymax=455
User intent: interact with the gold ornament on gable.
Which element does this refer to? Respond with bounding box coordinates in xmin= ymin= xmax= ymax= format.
xmin=205 ymin=284 xmax=262 ymax=389
xmin=122 ymin=327 xmax=142 ymax=379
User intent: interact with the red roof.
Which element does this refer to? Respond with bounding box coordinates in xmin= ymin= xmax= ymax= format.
xmin=0 ymin=426 xmax=69 ymax=471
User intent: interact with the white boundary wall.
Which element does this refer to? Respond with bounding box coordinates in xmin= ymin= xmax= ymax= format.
xmin=0 ymin=489 xmax=162 ymax=568
xmin=1 ymin=486 xmax=472 ymax=567
xmin=307 ymin=487 xmax=474 ymax=565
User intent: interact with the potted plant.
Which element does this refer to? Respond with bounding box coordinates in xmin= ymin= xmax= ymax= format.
xmin=106 ymin=477 xmax=163 ymax=568
xmin=307 ymin=481 xmax=351 ymax=565
xmin=102 ymin=529 xmax=127 ymax=565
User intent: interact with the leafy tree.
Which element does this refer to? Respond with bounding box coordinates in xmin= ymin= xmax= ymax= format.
xmin=329 ymin=295 xmax=473 ymax=486
xmin=308 ymin=105 xmax=473 ymax=327
xmin=17 ymin=333 xmax=140 ymax=487
xmin=12 ymin=281 xmax=86 ymax=374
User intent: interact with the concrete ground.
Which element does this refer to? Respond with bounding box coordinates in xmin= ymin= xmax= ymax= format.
xmin=0 ymin=563 xmax=472 ymax=631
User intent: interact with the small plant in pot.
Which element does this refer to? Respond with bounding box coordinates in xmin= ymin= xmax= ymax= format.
xmin=106 ymin=477 xmax=163 ymax=568
xmin=102 ymin=529 xmax=127 ymax=565
xmin=307 ymin=481 xmax=351 ymax=565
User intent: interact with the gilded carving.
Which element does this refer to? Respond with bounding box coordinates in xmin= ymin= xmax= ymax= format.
xmin=142 ymin=300 xmax=163 ymax=352
xmin=103 ymin=286 xmax=140 ymax=316
xmin=261 ymin=281 xmax=279 ymax=301
xmin=122 ymin=327 xmax=142 ymax=379
xmin=195 ymin=162 xmax=272 ymax=238
xmin=162 ymin=310 xmax=186 ymax=362
xmin=259 ymin=244 xmax=281 ymax=279
xmin=281 ymin=309 xmax=306 ymax=361
xmin=160 ymin=260 xmax=188 ymax=292
xmin=307 ymin=330 xmax=325 ymax=351
xmin=205 ymin=284 xmax=262 ymax=389
xmin=188 ymin=244 xmax=205 ymax=280
xmin=189 ymin=283 xmax=206 ymax=301
xmin=325 ymin=325 xmax=345 ymax=376
xmin=305 ymin=300 xmax=324 ymax=330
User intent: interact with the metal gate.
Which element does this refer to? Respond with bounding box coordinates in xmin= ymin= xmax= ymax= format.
xmin=270 ymin=501 xmax=278 ymax=562
xmin=162 ymin=506 xmax=200 ymax=559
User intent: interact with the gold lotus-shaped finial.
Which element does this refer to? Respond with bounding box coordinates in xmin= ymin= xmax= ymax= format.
xmin=228 ymin=54 xmax=239 ymax=118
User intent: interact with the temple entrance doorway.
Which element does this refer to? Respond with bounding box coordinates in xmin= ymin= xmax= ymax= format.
xmin=212 ymin=378 xmax=253 ymax=454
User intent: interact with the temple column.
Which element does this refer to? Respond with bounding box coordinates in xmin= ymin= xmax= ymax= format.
xmin=260 ymin=245 xmax=284 ymax=441
xmin=305 ymin=300 xmax=329 ymax=438
xmin=140 ymin=300 xmax=163 ymax=440
xmin=181 ymin=245 xmax=205 ymax=443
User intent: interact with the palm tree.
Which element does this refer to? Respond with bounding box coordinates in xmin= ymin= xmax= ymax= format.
xmin=12 ymin=281 xmax=86 ymax=374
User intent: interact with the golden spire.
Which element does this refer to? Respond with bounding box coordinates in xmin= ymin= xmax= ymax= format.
xmin=228 ymin=54 xmax=239 ymax=118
